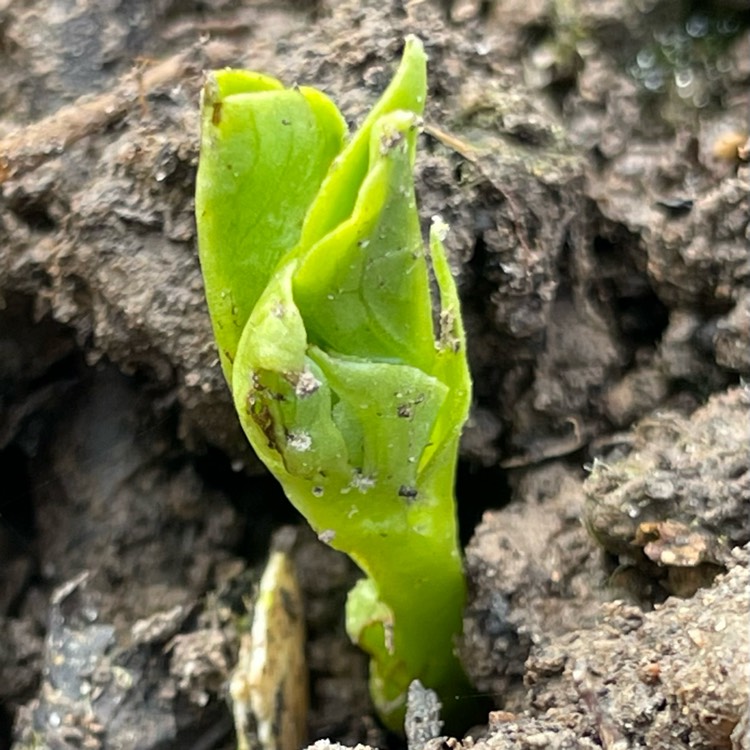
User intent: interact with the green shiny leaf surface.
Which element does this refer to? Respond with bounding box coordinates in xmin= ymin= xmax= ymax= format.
xmin=197 ymin=36 xmax=475 ymax=732
xmin=196 ymin=73 xmax=346 ymax=381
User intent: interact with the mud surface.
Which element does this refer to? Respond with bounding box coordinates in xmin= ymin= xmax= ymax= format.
xmin=0 ymin=0 xmax=748 ymax=749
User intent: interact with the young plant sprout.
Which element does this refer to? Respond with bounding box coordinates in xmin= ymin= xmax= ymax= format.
xmin=196 ymin=36 xmax=473 ymax=730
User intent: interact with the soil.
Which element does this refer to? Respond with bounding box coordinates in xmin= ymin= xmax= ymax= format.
xmin=0 ymin=1 xmax=748 ymax=749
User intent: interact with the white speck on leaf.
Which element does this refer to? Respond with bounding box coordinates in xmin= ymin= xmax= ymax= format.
xmin=349 ymin=471 xmax=376 ymax=493
xmin=318 ymin=529 xmax=336 ymax=544
xmin=431 ymin=214 xmax=449 ymax=242
xmin=295 ymin=369 xmax=321 ymax=398
xmin=287 ymin=432 xmax=312 ymax=452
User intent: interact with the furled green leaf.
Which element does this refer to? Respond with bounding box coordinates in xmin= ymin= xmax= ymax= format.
xmin=196 ymin=72 xmax=346 ymax=381
xmin=197 ymin=36 xmax=475 ymax=731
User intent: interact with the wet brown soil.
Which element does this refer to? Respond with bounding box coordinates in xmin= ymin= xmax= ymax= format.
xmin=0 ymin=1 xmax=748 ymax=749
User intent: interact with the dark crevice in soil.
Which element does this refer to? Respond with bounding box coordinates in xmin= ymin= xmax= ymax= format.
xmin=592 ymin=234 xmax=671 ymax=351
xmin=0 ymin=445 xmax=36 ymax=616
xmin=192 ymin=448 xmax=304 ymax=565
xmin=0 ymin=707 xmax=12 ymax=750
xmin=10 ymin=202 xmax=56 ymax=232
xmin=456 ymin=461 xmax=511 ymax=547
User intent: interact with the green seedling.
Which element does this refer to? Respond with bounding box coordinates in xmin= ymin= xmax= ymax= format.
xmin=196 ymin=36 xmax=473 ymax=730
